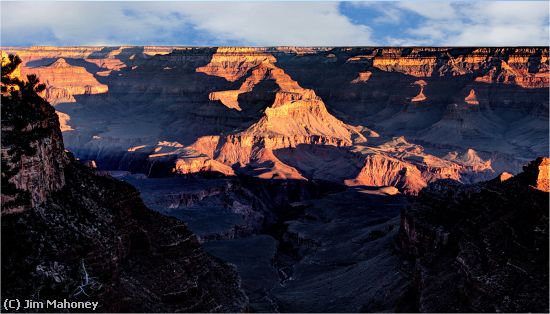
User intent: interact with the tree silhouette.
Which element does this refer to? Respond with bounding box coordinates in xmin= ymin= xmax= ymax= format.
xmin=1 ymin=54 xmax=52 ymax=210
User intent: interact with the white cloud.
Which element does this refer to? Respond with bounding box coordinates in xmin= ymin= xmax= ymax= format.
xmin=178 ymin=2 xmax=374 ymax=46
xmin=1 ymin=2 xmax=183 ymax=46
xmin=1 ymin=1 xmax=547 ymax=47
xmin=395 ymin=1 xmax=549 ymax=46
xmin=449 ymin=1 xmax=550 ymax=46
xmin=397 ymin=1 xmax=457 ymax=20
xmin=0 ymin=1 xmax=374 ymax=46
xmin=350 ymin=2 xmax=403 ymax=25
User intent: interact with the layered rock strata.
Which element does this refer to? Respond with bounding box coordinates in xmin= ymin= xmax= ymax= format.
xmin=20 ymin=58 xmax=108 ymax=105
xmin=399 ymin=157 xmax=549 ymax=312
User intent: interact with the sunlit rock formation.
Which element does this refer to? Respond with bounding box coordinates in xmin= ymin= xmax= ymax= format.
xmin=411 ymin=80 xmax=427 ymax=102
xmin=196 ymin=47 xmax=276 ymax=82
xmin=351 ymin=71 xmax=372 ymax=83
xmin=20 ymin=58 xmax=108 ymax=105
xmin=178 ymin=48 xmax=361 ymax=180
xmin=174 ymin=155 xmax=236 ymax=176
xmin=464 ymin=88 xmax=479 ymax=105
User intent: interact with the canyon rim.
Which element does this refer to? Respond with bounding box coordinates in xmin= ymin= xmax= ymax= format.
xmin=1 ymin=1 xmax=549 ymax=313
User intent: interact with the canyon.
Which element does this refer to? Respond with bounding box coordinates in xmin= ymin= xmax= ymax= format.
xmin=1 ymin=46 xmax=548 ymax=312
xmin=4 ymin=46 xmax=548 ymax=194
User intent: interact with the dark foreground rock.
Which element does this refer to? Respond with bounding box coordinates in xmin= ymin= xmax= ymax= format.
xmin=399 ymin=157 xmax=549 ymax=312
xmin=1 ymin=54 xmax=248 ymax=312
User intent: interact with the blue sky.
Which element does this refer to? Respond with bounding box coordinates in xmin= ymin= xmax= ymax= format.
xmin=1 ymin=1 xmax=548 ymax=46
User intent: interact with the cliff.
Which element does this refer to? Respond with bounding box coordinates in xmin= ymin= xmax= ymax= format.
xmin=3 ymin=46 xmax=547 ymax=194
xmin=183 ymin=52 xmax=358 ymax=180
xmin=20 ymin=57 xmax=108 ymax=105
xmin=399 ymin=157 xmax=549 ymax=312
xmin=1 ymin=54 xmax=248 ymax=312
xmin=161 ymin=48 xmax=498 ymax=191
xmin=1 ymin=53 xmax=67 ymax=214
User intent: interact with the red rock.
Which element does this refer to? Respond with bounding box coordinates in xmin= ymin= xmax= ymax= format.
xmin=351 ymin=71 xmax=372 ymax=83
xmin=411 ymin=80 xmax=427 ymax=102
xmin=20 ymin=58 xmax=108 ymax=105
xmin=497 ymin=172 xmax=513 ymax=182
xmin=464 ymin=89 xmax=479 ymax=105
xmin=535 ymin=158 xmax=550 ymax=192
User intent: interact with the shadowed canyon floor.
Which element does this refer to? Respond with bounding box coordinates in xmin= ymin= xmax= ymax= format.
xmin=119 ymin=173 xmax=411 ymax=312
xmin=2 ymin=47 xmax=549 ymax=312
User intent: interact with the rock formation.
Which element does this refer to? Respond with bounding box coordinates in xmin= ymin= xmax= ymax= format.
xmin=274 ymin=47 xmax=549 ymax=157
xmin=166 ymin=49 xmax=496 ymax=193
xmin=1 ymin=53 xmax=67 ymax=214
xmin=351 ymin=71 xmax=372 ymax=83
xmin=399 ymin=157 xmax=549 ymax=312
xmin=1 ymin=54 xmax=248 ymax=312
xmin=174 ymin=48 xmax=362 ymax=181
xmin=174 ymin=155 xmax=236 ymax=176
xmin=56 ymin=110 xmax=74 ymax=132
xmin=20 ymin=58 xmax=108 ymax=105
xmin=464 ymin=88 xmax=479 ymax=105
xmin=411 ymin=80 xmax=427 ymax=102
xmin=196 ymin=47 xmax=276 ymax=82
xmin=2 ymin=46 xmax=547 ymax=194
xmin=345 ymin=154 xmax=427 ymax=194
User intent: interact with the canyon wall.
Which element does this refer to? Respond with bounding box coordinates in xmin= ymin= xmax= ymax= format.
xmin=399 ymin=157 xmax=549 ymax=312
xmin=3 ymin=46 xmax=548 ymax=194
xmin=1 ymin=52 xmax=68 ymax=214
xmin=0 ymin=54 xmax=248 ymax=312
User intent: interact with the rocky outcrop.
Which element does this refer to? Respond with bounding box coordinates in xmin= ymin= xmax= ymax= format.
xmin=523 ymin=156 xmax=550 ymax=192
xmin=345 ymin=138 xmax=494 ymax=194
xmin=348 ymin=47 xmax=549 ymax=88
xmin=196 ymin=47 xmax=276 ymax=82
xmin=345 ymin=154 xmax=427 ymax=194
xmin=274 ymin=47 xmax=549 ymax=159
xmin=474 ymin=55 xmax=549 ymax=89
xmin=351 ymin=71 xmax=372 ymax=83
xmin=411 ymin=80 xmax=427 ymax=102
xmin=463 ymin=88 xmax=479 ymax=105
xmin=1 ymin=53 xmax=67 ymax=214
xmin=56 ymin=110 xmax=73 ymax=132
xmin=1 ymin=55 xmax=248 ymax=312
xmin=399 ymin=157 xmax=549 ymax=312
xmin=20 ymin=58 xmax=108 ymax=105
xmin=174 ymin=155 xmax=235 ymax=176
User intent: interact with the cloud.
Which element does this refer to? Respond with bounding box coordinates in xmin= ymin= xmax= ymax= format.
xmin=350 ymin=1 xmax=549 ymax=46
xmin=396 ymin=1 xmax=458 ymax=20
xmin=1 ymin=1 xmax=547 ymax=47
xmin=1 ymin=2 xmax=185 ymax=46
xmin=176 ymin=2 xmax=374 ymax=46
xmin=448 ymin=1 xmax=550 ymax=46
xmin=0 ymin=1 xmax=374 ymax=46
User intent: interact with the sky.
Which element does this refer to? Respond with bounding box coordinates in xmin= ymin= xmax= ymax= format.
xmin=1 ymin=1 xmax=549 ymax=46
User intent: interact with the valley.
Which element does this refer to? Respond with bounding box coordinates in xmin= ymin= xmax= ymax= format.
xmin=118 ymin=172 xmax=411 ymax=312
